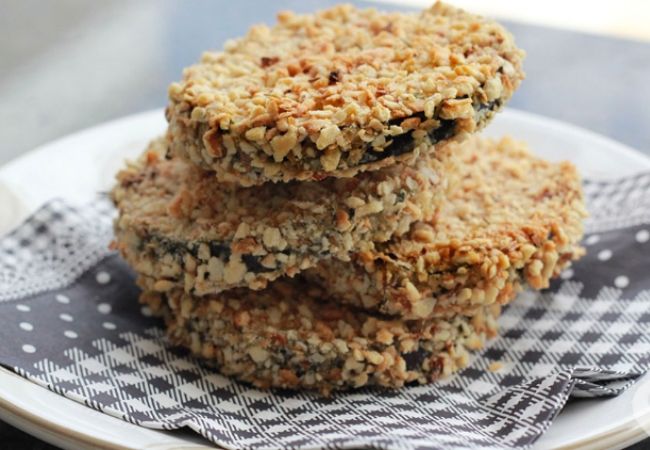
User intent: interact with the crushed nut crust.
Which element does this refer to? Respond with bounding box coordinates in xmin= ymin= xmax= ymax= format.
xmin=166 ymin=2 xmax=524 ymax=185
xmin=138 ymin=277 xmax=500 ymax=394
xmin=111 ymin=137 xmax=455 ymax=294
xmin=304 ymin=135 xmax=587 ymax=319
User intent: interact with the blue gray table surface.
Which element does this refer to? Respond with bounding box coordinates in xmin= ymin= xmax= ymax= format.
xmin=0 ymin=0 xmax=649 ymax=448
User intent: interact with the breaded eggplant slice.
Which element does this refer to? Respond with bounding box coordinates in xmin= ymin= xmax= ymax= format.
xmin=166 ymin=2 xmax=525 ymax=185
xmin=139 ymin=276 xmax=499 ymax=395
xmin=111 ymin=137 xmax=454 ymax=294
xmin=304 ymin=135 xmax=587 ymax=319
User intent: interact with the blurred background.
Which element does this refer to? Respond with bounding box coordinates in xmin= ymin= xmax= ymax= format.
xmin=0 ymin=0 xmax=649 ymax=168
xmin=0 ymin=0 xmax=649 ymax=448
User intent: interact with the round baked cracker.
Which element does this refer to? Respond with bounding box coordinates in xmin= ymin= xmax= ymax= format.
xmin=166 ymin=2 xmax=525 ymax=185
xmin=139 ymin=277 xmax=499 ymax=394
xmin=305 ymin=135 xmax=587 ymax=319
xmin=111 ymin=137 xmax=454 ymax=294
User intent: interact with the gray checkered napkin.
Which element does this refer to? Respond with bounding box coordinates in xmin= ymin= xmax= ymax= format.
xmin=1 ymin=173 xmax=650 ymax=449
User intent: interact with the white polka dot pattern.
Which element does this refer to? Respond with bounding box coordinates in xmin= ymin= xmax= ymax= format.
xmin=21 ymin=344 xmax=36 ymax=354
xmin=59 ymin=313 xmax=73 ymax=322
xmin=96 ymin=271 xmax=111 ymax=285
xmin=598 ymin=249 xmax=612 ymax=261
xmin=560 ymin=268 xmax=574 ymax=280
xmin=615 ymin=276 xmax=630 ymax=289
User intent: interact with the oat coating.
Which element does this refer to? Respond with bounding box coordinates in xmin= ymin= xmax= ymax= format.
xmin=139 ymin=276 xmax=500 ymax=395
xmin=166 ymin=2 xmax=525 ymax=185
xmin=304 ymin=135 xmax=587 ymax=319
xmin=111 ymin=137 xmax=455 ymax=294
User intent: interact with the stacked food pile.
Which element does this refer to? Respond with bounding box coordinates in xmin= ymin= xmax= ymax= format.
xmin=111 ymin=3 xmax=586 ymax=395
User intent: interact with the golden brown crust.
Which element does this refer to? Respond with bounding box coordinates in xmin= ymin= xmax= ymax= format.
xmin=166 ymin=2 xmax=524 ymax=185
xmin=111 ymin=137 xmax=455 ymax=294
xmin=139 ymin=276 xmax=500 ymax=394
xmin=304 ymin=135 xmax=587 ymax=319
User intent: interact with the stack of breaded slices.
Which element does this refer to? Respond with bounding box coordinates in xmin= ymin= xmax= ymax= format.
xmin=111 ymin=3 xmax=586 ymax=395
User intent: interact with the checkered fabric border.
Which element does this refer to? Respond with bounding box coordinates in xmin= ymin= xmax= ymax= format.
xmin=584 ymin=172 xmax=650 ymax=233
xmin=0 ymin=198 xmax=114 ymax=302
xmin=0 ymin=174 xmax=649 ymax=449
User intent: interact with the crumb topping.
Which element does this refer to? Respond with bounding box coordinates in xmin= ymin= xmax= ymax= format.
xmin=166 ymin=2 xmax=524 ymax=184
xmin=139 ymin=277 xmax=500 ymax=394
xmin=305 ymin=135 xmax=587 ymax=318
xmin=111 ymin=137 xmax=455 ymax=293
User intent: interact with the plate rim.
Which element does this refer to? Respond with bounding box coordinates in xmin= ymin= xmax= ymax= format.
xmin=0 ymin=366 xmax=131 ymax=450
xmin=1 ymin=107 xmax=650 ymax=450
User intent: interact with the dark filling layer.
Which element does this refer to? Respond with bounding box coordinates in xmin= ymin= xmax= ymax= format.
xmin=180 ymin=304 xmax=436 ymax=377
xmin=358 ymin=116 xmax=454 ymax=165
xmin=358 ymin=99 xmax=501 ymax=165
xmin=149 ymin=235 xmax=285 ymax=278
xmin=202 ymin=96 xmax=502 ymax=173
xmin=139 ymin=185 xmax=412 ymax=281
xmin=403 ymin=347 xmax=430 ymax=371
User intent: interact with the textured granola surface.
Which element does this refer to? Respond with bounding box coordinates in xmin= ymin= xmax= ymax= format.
xmin=304 ymin=135 xmax=587 ymax=319
xmin=111 ymin=137 xmax=453 ymax=294
xmin=139 ymin=276 xmax=499 ymax=394
xmin=166 ymin=2 xmax=524 ymax=185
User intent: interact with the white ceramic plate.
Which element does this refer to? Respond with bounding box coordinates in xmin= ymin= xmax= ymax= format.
xmin=0 ymin=109 xmax=649 ymax=450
